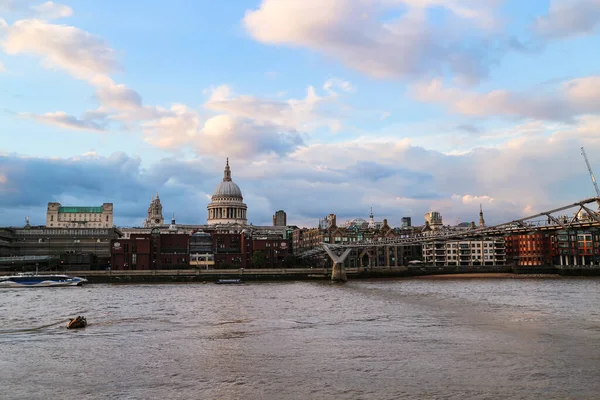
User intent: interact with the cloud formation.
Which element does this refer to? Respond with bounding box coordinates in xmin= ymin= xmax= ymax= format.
xmin=21 ymin=111 xmax=108 ymax=132
xmin=244 ymin=0 xmax=505 ymax=83
xmin=1 ymin=19 xmax=119 ymax=79
xmin=412 ymin=76 xmax=600 ymax=121
xmin=2 ymin=119 xmax=598 ymax=229
xmin=535 ymin=0 xmax=600 ymax=39
xmin=31 ymin=1 xmax=73 ymax=19
xmin=0 ymin=1 xmax=72 ymax=19
xmin=1 ymin=1 xmax=600 ymax=231
xmin=0 ymin=12 xmax=354 ymax=160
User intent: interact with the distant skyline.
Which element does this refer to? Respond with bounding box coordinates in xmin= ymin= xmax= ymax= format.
xmin=1 ymin=0 xmax=600 ymax=228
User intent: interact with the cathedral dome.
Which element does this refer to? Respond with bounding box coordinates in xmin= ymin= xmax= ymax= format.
xmin=212 ymin=181 xmax=243 ymax=199
xmin=207 ymin=158 xmax=248 ymax=226
xmin=211 ymin=158 xmax=243 ymax=200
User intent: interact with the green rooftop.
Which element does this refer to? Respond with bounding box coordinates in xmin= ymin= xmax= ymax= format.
xmin=59 ymin=206 xmax=103 ymax=213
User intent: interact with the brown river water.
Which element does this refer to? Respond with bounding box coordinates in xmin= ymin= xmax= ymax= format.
xmin=1 ymin=276 xmax=600 ymax=399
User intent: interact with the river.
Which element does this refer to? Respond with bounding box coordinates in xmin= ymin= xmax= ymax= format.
xmin=2 ymin=276 xmax=600 ymax=399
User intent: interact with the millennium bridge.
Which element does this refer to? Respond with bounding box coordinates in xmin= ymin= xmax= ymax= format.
xmin=299 ymin=197 xmax=600 ymax=282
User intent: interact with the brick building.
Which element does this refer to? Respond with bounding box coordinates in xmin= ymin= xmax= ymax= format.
xmin=552 ymin=228 xmax=600 ymax=266
xmin=505 ymin=233 xmax=553 ymax=266
xmin=250 ymin=234 xmax=291 ymax=268
xmin=110 ymin=229 xmax=189 ymax=270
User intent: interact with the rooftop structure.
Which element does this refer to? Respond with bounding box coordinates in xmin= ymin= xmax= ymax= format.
xmin=144 ymin=192 xmax=164 ymax=227
xmin=46 ymin=202 xmax=113 ymax=229
xmin=207 ymin=159 xmax=247 ymax=226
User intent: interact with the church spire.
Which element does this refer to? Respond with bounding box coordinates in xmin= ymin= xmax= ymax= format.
xmin=169 ymin=212 xmax=177 ymax=232
xmin=368 ymin=207 xmax=376 ymax=229
xmin=479 ymin=204 xmax=485 ymax=227
xmin=223 ymin=158 xmax=232 ymax=182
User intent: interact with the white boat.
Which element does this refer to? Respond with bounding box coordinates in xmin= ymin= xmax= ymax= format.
xmin=0 ymin=273 xmax=87 ymax=288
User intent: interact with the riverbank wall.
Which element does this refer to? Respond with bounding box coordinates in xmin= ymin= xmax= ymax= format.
xmin=60 ymin=264 xmax=600 ymax=283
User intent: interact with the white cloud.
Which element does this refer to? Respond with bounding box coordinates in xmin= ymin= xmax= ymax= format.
xmin=0 ymin=60 xmax=6 ymax=72
xmin=21 ymin=111 xmax=108 ymax=131
xmin=323 ymin=78 xmax=355 ymax=94
xmin=451 ymin=194 xmax=495 ymax=205
xmin=204 ymin=84 xmax=344 ymax=133
xmin=535 ymin=0 xmax=600 ymax=39
xmin=89 ymin=75 xmax=142 ymax=111
xmin=412 ymin=76 xmax=600 ymax=121
xmin=31 ymin=1 xmax=73 ymax=19
xmin=141 ymin=104 xmax=201 ymax=150
xmin=1 ymin=19 xmax=119 ymax=80
xmin=244 ymin=0 xmax=504 ymax=83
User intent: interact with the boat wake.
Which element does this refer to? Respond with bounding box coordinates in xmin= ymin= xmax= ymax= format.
xmin=0 ymin=319 xmax=69 ymax=334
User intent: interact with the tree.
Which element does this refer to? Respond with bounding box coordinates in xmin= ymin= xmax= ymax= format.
xmin=252 ymin=250 xmax=266 ymax=268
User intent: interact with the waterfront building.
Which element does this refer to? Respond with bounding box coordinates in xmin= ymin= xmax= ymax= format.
xmin=0 ymin=229 xmax=12 ymax=257
xmin=247 ymin=229 xmax=292 ymax=268
xmin=0 ymin=227 xmax=121 ymax=271
xmin=551 ymin=228 xmax=600 ymax=266
xmin=422 ymin=239 xmax=506 ymax=267
xmin=46 ymin=202 xmax=113 ymax=228
xmin=144 ymin=192 xmax=164 ymax=227
xmin=110 ymin=229 xmax=189 ymax=270
xmin=273 ymin=210 xmax=287 ymax=226
xmin=207 ymin=159 xmax=247 ymax=225
xmin=190 ymin=231 xmax=214 ymax=268
xmin=505 ymin=233 xmax=553 ymax=266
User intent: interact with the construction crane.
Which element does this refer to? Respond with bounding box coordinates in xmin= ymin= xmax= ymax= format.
xmin=581 ymin=146 xmax=600 ymax=197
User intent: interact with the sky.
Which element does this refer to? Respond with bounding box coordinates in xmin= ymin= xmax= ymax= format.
xmin=1 ymin=0 xmax=600 ymax=228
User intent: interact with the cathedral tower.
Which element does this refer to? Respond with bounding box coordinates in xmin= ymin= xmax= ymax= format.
xmin=144 ymin=192 xmax=164 ymax=227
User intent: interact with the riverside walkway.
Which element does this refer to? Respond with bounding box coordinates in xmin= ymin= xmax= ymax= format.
xmin=61 ymin=267 xmax=410 ymax=283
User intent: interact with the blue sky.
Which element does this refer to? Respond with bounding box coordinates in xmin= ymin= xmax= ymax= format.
xmin=1 ymin=0 xmax=600 ymax=228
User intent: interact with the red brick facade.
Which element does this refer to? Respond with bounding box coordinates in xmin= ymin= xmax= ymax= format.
xmin=111 ymin=230 xmax=291 ymax=270
xmin=505 ymin=233 xmax=553 ymax=266
xmin=110 ymin=232 xmax=189 ymax=270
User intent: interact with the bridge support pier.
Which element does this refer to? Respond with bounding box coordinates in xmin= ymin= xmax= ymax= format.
xmin=322 ymin=245 xmax=352 ymax=282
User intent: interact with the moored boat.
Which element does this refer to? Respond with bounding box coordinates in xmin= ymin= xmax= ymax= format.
xmin=0 ymin=273 xmax=87 ymax=288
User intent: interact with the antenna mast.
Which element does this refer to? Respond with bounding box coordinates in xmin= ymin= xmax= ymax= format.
xmin=581 ymin=146 xmax=600 ymax=197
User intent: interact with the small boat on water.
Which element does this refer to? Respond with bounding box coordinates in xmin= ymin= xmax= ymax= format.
xmin=67 ymin=316 xmax=87 ymax=329
xmin=0 ymin=273 xmax=87 ymax=288
xmin=215 ymin=279 xmax=243 ymax=284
